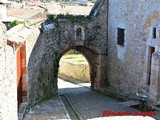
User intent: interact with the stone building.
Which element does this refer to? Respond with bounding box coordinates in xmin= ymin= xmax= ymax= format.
xmin=27 ymin=0 xmax=160 ymax=105
xmin=0 ymin=21 xmax=40 ymax=119
xmin=107 ymin=0 xmax=160 ymax=104
xmin=1 ymin=0 xmax=160 ymax=119
xmin=28 ymin=0 xmax=108 ymax=105
xmin=0 ymin=21 xmax=17 ymax=120
xmin=0 ymin=0 xmax=7 ymax=19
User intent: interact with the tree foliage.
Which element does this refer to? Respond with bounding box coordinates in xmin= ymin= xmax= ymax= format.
xmin=8 ymin=20 xmax=23 ymax=28
xmin=8 ymin=20 xmax=30 ymax=28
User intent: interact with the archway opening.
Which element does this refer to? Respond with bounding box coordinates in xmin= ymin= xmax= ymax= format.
xmin=56 ymin=46 xmax=100 ymax=119
xmin=57 ymin=46 xmax=100 ymax=90
xmin=58 ymin=49 xmax=91 ymax=91
xmin=27 ymin=45 xmax=100 ymax=105
xmin=57 ymin=45 xmax=99 ymax=92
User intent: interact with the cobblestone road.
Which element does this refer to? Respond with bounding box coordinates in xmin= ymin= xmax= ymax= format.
xmin=23 ymin=78 xmax=159 ymax=120
xmin=58 ymin=79 xmax=157 ymax=120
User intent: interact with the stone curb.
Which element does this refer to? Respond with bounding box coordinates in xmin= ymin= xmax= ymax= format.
xmin=58 ymin=95 xmax=71 ymax=120
xmin=18 ymin=102 xmax=27 ymax=120
xmin=60 ymin=94 xmax=85 ymax=120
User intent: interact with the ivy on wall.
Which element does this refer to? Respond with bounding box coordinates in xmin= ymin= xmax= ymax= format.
xmin=46 ymin=14 xmax=92 ymax=25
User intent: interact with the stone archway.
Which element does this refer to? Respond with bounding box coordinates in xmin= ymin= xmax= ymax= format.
xmin=27 ymin=0 xmax=108 ymax=105
xmin=60 ymin=46 xmax=99 ymax=90
xmin=27 ymin=39 xmax=104 ymax=105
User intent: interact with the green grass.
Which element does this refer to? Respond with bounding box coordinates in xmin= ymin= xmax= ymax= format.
xmin=64 ymin=56 xmax=76 ymax=59
xmin=61 ymin=54 xmax=88 ymax=64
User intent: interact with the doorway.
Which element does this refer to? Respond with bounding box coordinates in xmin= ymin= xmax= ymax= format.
xmin=148 ymin=46 xmax=155 ymax=85
xmin=58 ymin=49 xmax=90 ymax=83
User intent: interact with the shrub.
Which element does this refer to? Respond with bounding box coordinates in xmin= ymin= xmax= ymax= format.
xmin=8 ymin=20 xmax=30 ymax=28
xmin=8 ymin=20 xmax=22 ymax=28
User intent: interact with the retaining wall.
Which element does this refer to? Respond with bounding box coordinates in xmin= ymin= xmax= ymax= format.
xmin=58 ymin=60 xmax=90 ymax=82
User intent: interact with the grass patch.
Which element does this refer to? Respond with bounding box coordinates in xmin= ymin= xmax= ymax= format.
xmin=64 ymin=56 xmax=76 ymax=59
xmin=61 ymin=54 xmax=88 ymax=64
xmin=77 ymin=59 xmax=85 ymax=62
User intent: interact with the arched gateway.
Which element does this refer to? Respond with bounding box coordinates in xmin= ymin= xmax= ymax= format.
xmin=27 ymin=0 xmax=108 ymax=105
xmin=60 ymin=46 xmax=99 ymax=90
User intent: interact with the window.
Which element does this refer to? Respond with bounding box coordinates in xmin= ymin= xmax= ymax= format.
xmin=153 ymin=28 xmax=156 ymax=39
xmin=74 ymin=25 xmax=85 ymax=41
xmin=117 ymin=28 xmax=125 ymax=46
xmin=76 ymin=28 xmax=82 ymax=38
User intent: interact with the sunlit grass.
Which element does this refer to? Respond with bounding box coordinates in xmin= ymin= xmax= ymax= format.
xmin=61 ymin=54 xmax=88 ymax=64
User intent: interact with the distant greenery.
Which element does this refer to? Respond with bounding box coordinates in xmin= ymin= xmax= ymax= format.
xmin=61 ymin=54 xmax=88 ymax=64
xmin=66 ymin=49 xmax=80 ymax=54
xmin=60 ymin=50 xmax=87 ymax=64
xmin=8 ymin=20 xmax=30 ymax=28
xmin=8 ymin=20 xmax=22 ymax=28
xmin=64 ymin=56 xmax=76 ymax=59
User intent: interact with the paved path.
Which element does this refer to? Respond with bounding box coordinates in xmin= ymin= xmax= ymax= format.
xmin=58 ymin=79 xmax=157 ymax=120
xmin=23 ymin=78 xmax=159 ymax=120
xmin=23 ymin=95 xmax=69 ymax=120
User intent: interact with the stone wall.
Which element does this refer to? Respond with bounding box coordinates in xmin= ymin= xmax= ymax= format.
xmin=26 ymin=25 xmax=41 ymax=66
xmin=23 ymin=25 xmax=40 ymax=102
xmin=59 ymin=60 xmax=90 ymax=82
xmin=1 ymin=0 xmax=160 ymax=109
xmin=107 ymin=1 xmax=160 ymax=94
xmin=27 ymin=0 xmax=108 ymax=105
xmin=0 ymin=21 xmax=17 ymax=119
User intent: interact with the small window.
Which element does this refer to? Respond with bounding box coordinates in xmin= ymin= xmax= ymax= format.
xmin=76 ymin=28 xmax=82 ymax=38
xmin=153 ymin=28 xmax=156 ymax=39
xmin=117 ymin=28 xmax=125 ymax=46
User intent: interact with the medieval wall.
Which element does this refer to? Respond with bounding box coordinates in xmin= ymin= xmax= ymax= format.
xmin=27 ymin=0 xmax=108 ymax=105
xmin=23 ymin=25 xmax=40 ymax=102
xmin=0 ymin=22 xmax=17 ymax=119
xmin=107 ymin=0 xmax=160 ymax=94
